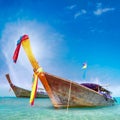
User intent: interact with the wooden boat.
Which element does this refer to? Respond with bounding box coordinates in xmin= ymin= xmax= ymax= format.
xmin=13 ymin=35 xmax=115 ymax=108
xmin=5 ymin=74 xmax=48 ymax=98
xmin=41 ymin=73 xmax=114 ymax=108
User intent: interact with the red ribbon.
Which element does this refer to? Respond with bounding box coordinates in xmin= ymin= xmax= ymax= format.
xmin=13 ymin=35 xmax=29 ymax=63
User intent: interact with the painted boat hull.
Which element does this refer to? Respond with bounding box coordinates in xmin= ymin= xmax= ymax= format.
xmin=6 ymin=74 xmax=48 ymax=98
xmin=43 ymin=72 xmax=114 ymax=108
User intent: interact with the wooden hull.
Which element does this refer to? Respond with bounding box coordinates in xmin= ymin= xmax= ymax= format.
xmin=10 ymin=85 xmax=48 ymax=98
xmin=43 ymin=72 xmax=114 ymax=108
xmin=6 ymin=74 xmax=48 ymax=98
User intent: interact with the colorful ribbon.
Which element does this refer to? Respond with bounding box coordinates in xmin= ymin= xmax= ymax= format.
xmin=30 ymin=67 xmax=44 ymax=106
xmin=13 ymin=35 xmax=29 ymax=63
xmin=81 ymin=62 xmax=87 ymax=69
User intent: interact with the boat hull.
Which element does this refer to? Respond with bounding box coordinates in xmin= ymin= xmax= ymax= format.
xmin=6 ymin=74 xmax=48 ymax=98
xmin=11 ymin=85 xmax=48 ymax=98
xmin=43 ymin=73 xmax=114 ymax=108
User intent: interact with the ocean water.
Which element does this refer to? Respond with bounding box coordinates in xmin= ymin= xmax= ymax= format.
xmin=0 ymin=97 xmax=120 ymax=120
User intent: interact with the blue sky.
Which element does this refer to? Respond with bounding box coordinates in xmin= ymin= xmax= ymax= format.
xmin=0 ymin=0 xmax=120 ymax=96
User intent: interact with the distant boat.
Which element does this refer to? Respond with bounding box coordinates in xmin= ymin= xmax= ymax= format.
xmin=5 ymin=74 xmax=48 ymax=98
xmin=12 ymin=35 xmax=115 ymax=108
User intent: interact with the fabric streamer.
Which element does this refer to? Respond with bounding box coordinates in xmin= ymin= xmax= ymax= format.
xmin=13 ymin=35 xmax=29 ymax=63
xmin=12 ymin=39 xmax=21 ymax=63
xmin=29 ymin=73 xmax=38 ymax=105
xmin=81 ymin=62 xmax=87 ymax=69
xmin=30 ymin=67 xmax=44 ymax=105
xmin=81 ymin=62 xmax=87 ymax=80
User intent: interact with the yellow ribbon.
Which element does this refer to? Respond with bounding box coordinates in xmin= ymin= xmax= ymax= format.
xmin=29 ymin=67 xmax=44 ymax=105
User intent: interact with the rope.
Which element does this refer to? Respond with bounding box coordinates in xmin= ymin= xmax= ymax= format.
xmin=67 ymin=81 xmax=72 ymax=111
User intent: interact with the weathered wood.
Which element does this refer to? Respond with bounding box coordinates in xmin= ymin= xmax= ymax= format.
xmin=5 ymin=74 xmax=48 ymax=98
xmin=44 ymin=72 xmax=115 ymax=108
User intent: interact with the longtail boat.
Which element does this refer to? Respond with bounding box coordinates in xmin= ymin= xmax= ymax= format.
xmin=5 ymin=74 xmax=48 ymax=98
xmin=13 ymin=35 xmax=115 ymax=108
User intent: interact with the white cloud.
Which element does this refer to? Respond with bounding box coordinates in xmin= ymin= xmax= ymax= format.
xmin=74 ymin=9 xmax=87 ymax=19
xmin=67 ymin=4 xmax=76 ymax=10
xmin=94 ymin=8 xmax=115 ymax=15
xmin=94 ymin=3 xmax=115 ymax=15
xmin=102 ymin=8 xmax=115 ymax=12
xmin=1 ymin=20 xmax=64 ymax=96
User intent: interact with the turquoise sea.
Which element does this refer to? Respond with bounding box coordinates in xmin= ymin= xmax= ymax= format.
xmin=0 ymin=97 xmax=120 ymax=120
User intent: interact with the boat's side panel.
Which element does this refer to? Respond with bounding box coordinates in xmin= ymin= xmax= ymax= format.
xmin=10 ymin=85 xmax=48 ymax=98
xmin=6 ymin=74 xmax=48 ymax=98
xmin=12 ymin=85 xmax=31 ymax=97
xmin=44 ymin=73 xmax=114 ymax=108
